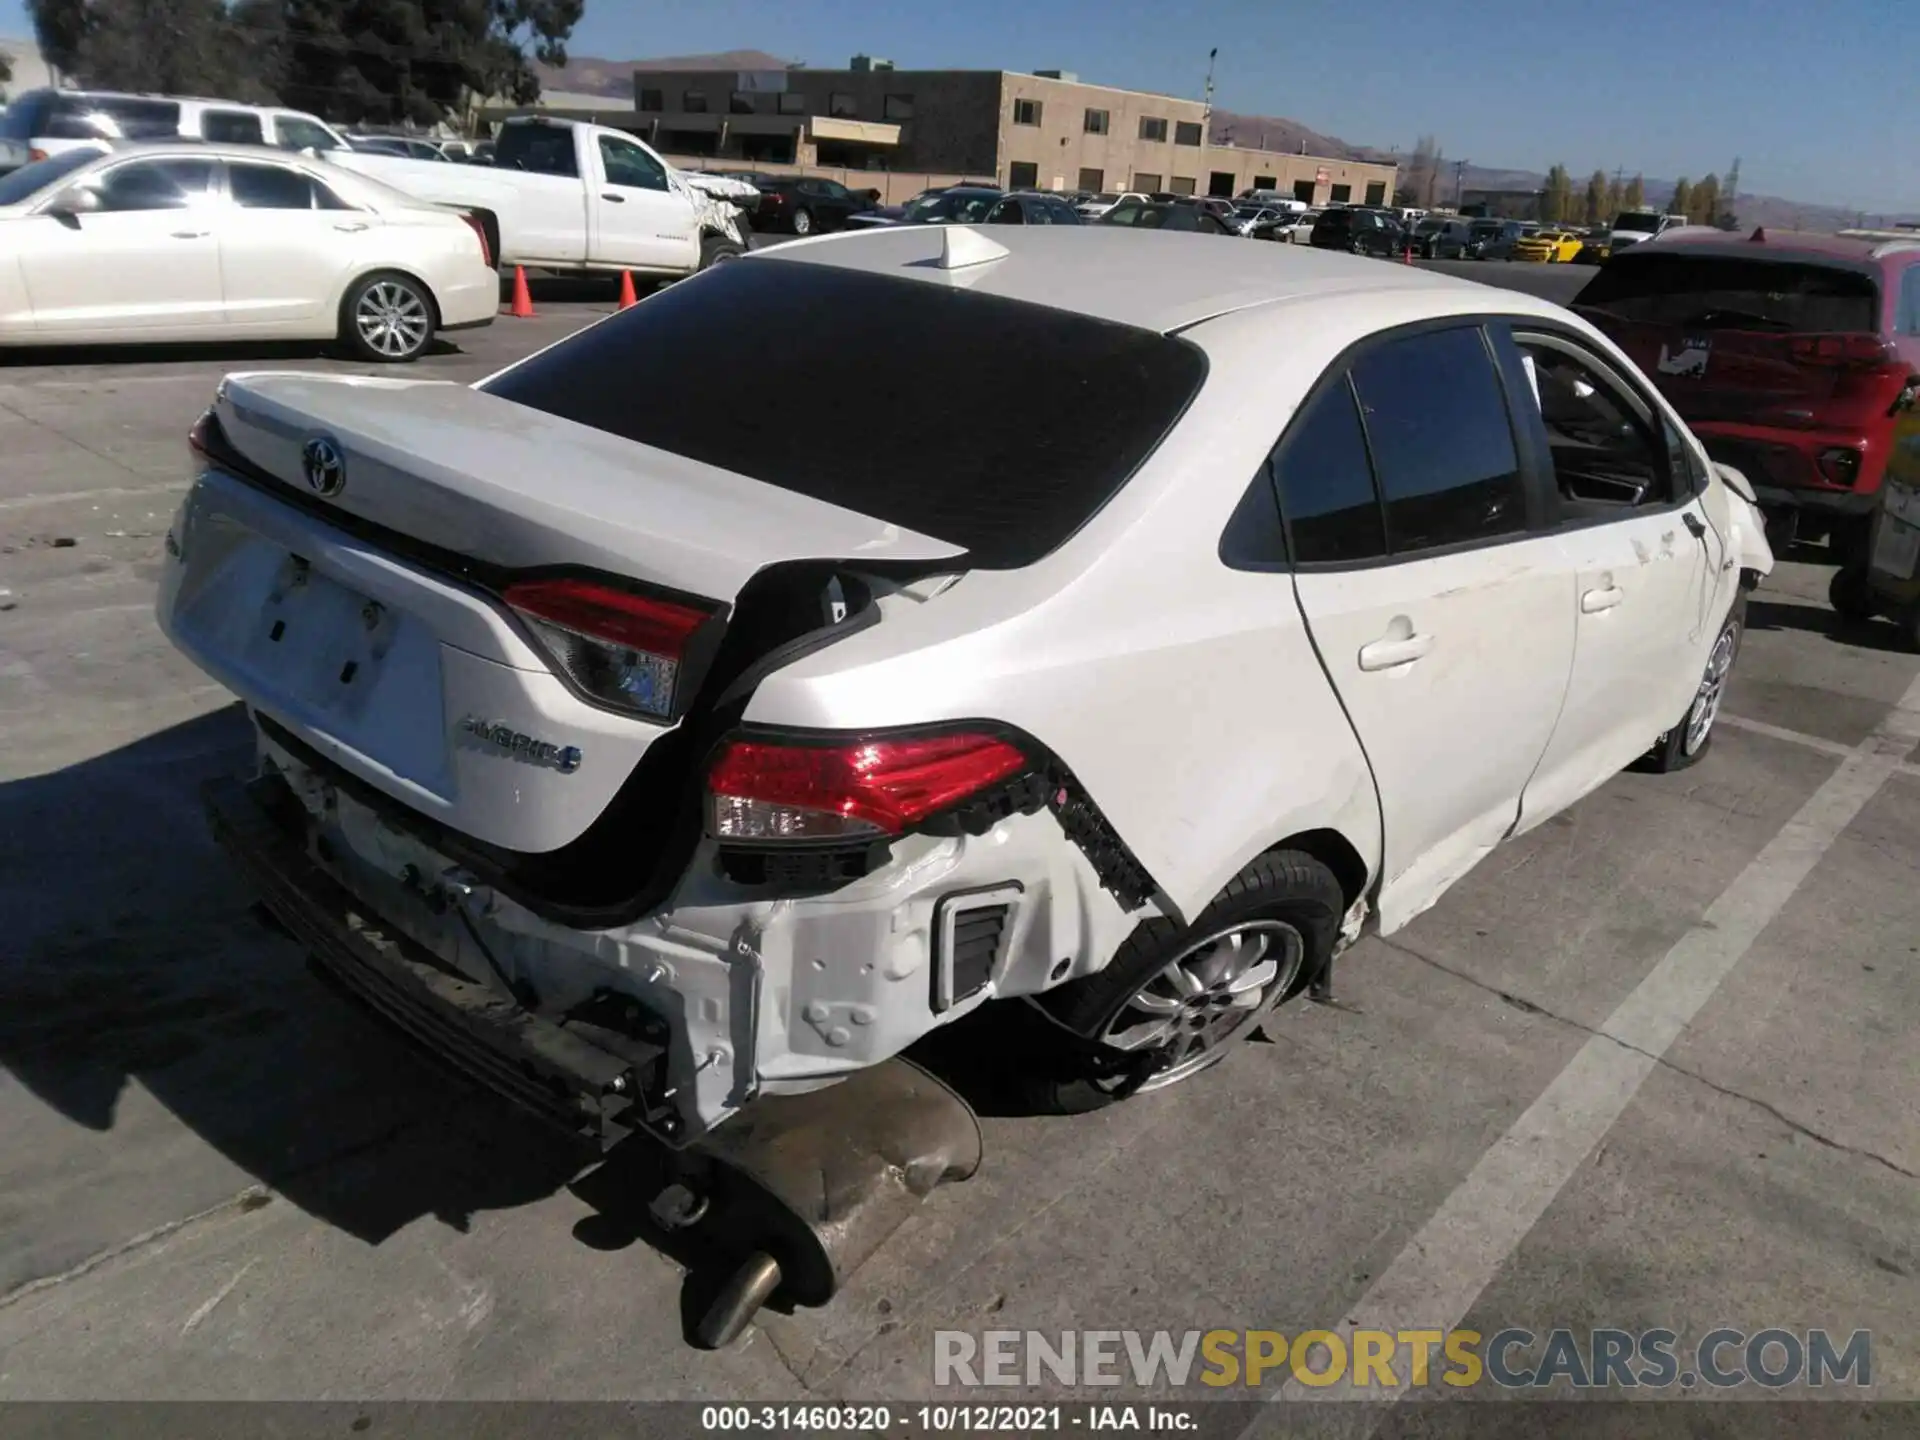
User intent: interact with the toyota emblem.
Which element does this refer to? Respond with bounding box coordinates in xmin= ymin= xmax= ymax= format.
xmin=301 ymin=435 xmax=346 ymax=497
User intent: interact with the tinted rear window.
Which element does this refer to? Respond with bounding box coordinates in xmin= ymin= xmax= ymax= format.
xmin=481 ymin=260 xmax=1207 ymax=567
xmin=0 ymin=93 xmax=49 ymax=138
xmin=1579 ymin=253 xmax=1880 ymax=334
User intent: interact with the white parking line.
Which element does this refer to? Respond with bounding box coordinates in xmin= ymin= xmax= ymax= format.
xmin=1721 ymin=711 xmax=1920 ymax=779
xmin=1243 ymin=672 xmax=1920 ymax=1430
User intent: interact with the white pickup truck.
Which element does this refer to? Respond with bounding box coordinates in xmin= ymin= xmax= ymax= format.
xmin=328 ymin=116 xmax=756 ymax=279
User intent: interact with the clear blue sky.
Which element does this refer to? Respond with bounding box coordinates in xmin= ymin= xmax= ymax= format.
xmin=3 ymin=0 xmax=1907 ymax=210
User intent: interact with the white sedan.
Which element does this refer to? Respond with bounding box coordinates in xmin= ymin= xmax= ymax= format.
xmin=161 ymin=227 xmax=1772 ymax=1155
xmin=0 ymin=142 xmax=498 ymax=360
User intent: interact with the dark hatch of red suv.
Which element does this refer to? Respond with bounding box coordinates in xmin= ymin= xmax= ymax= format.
xmin=1574 ymin=229 xmax=1920 ymax=559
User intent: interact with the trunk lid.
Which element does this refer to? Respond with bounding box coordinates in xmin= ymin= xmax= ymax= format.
xmin=160 ymin=374 xmax=963 ymax=861
xmin=1576 ymin=249 xmax=1894 ymax=427
xmin=214 ymin=372 xmax=965 ymax=597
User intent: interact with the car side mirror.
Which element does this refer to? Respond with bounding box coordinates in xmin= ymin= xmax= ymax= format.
xmin=46 ymin=187 xmax=102 ymax=224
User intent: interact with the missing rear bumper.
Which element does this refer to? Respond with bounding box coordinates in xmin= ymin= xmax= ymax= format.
xmin=204 ymin=772 xmax=662 ymax=1148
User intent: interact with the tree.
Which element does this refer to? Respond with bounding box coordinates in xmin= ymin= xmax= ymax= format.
xmin=279 ymin=0 xmax=584 ymax=126
xmin=26 ymin=0 xmax=90 ymax=76
xmin=1584 ymin=170 xmax=1608 ymax=225
xmin=1722 ymin=157 xmax=1741 ymax=208
xmin=1605 ymin=174 xmax=1623 ymax=218
xmin=1542 ymin=163 xmax=1572 ymax=225
xmin=1669 ymin=177 xmax=1693 ymax=221
xmin=1691 ymin=174 xmax=1720 ymax=227
xmin=1423 ymin=144 xmax=1445 ymax=207
xmin=1397 ymin=135 xmax=1437 ymax=209
xmin=48 ymin=0 xmax=267 ymax=98
xmin=1624 ymin=173 xmax=1645 ymax=209
xmin=0 ymin=44 xmax=12 ymax=89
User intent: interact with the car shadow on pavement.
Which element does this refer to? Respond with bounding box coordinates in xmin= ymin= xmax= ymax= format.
xmin=0 ymin=706 xmax=586 ymax=1255
xmin=0 ymin=336 xmax=465 ymax=370
xmin=1746 ymin=597 xmax=1911 ymax=654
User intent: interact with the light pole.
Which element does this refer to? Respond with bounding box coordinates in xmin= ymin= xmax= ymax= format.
xmin=1454 ymin=158 xmax=1467 ymax=208
xmin=1198 ymin=47 xmax=1216 ymax=197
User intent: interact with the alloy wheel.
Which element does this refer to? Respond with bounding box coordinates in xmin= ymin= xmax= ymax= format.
xmin=1683 ymin=621 xmax=1739 ymax=755
xmin=354 ymin=281 xmax=430 ymax=359
xmin=1098 ymin=920 xmax=1306 ymax=1091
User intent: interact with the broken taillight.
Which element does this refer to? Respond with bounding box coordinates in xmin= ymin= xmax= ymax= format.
xmin=707 ymin=732 xmax=1030 ymax=841
xmin=503 ymin=577 xmax=716 ymax=721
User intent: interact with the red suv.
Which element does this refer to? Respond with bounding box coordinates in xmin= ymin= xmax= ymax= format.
xmin=1575 ymin=229 xmax=1920 ymax=593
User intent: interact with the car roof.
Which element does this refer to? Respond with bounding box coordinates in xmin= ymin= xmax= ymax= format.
xmin=753 ymin=224 xmax=1558 ymax=334
xmin=1638 ymin=228 xmax=1920 ymax=268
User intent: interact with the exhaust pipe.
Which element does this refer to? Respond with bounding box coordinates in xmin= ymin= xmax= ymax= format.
xmin=687 ymin=1057 xmax=983 ymax=1348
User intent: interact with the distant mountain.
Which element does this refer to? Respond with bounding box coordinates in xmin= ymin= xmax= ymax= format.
xmin=535 ymin=49 xmax=795 ymax=100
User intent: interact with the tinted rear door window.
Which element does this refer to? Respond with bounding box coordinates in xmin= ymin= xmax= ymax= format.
xmin=1578 ymin=253 xmax=1879 ymax=333
xmin=229 ymin=163 xmax=317 ymax=209
xmin=496 ymin=125 xmax=578 ymax=177
xmin=203 ymin=110 xmax=265 ymax=145
xmin=1349 ymin=326 xmax=1525 ymax=553
xmin=1274 ymin=377 xmax=1385 ymax=563
xmin=481 ymin=261 xmax=1208 ymax=567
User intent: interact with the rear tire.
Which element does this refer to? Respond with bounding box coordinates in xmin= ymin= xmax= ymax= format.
xmin=1020 ymin=851 xmax=1341 ymax=1114
xmin=1829 ymin=564 xmax=1875 ymax=621
xmin=791 ymin=207 xmax=813 ymax=236
xmin=339 ymin=271 xmax=436 ymax=364
xmin=699 ymin=234 xmax=745 ymax=270
xmin=1645 ymin=595 xmax=1744 ymax=773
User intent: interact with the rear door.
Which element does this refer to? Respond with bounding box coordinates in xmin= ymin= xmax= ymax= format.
xmin=1280 ymin=323 xmax=1577 ymax=931
xmin=215 ymin=160 xmax=362 ymax=329
xmin=17 ymin=157 xmax=224 ymax=336
xmin=1499 ymin=326 xmax=1720 ymax=825
xmin=587 ymin=132 xmax=693 ymax=271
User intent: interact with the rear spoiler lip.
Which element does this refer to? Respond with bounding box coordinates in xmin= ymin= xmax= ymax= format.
xmin=195 ymin=409 xmax=733 ymax=725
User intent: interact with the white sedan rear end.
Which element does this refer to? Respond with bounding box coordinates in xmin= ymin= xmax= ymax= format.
xmin=0 ymin=142 xmax=496 ymax=360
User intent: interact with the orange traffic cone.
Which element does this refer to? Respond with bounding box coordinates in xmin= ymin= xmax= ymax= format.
xmin=509 ymin=265 xmax=535 ymax=318
xmin=617 ymin=270 xmax=637 ymax=310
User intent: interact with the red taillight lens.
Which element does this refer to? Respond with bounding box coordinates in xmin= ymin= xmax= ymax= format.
xmin=458 ymin=211 xmax=492 ymax=266
xmin=1788 ymin=333 xmax=1897 ymax=369
xmin=504 ymin=578 xmax=715 ymax=720
xmin=708 ymin=732 xmax=1030 ymax=841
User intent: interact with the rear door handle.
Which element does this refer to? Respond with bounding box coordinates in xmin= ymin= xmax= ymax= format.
xmin=1581 ymin=586 xmax=1625 ymax=613
xmin=601 ymin=192 xmax=627 ymax=203
xmin=332 ymin=222 xmax=369 ymax=233
xmin=1357 ymin=632 xmax=1434 ymax=671
xmin=170 ymin=230 xmax=208 ymax=239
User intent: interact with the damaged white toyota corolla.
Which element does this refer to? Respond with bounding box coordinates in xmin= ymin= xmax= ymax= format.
xmin=159 ymin=225 xmax=1773 ymax=1152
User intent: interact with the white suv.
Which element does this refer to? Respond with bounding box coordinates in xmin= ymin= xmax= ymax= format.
xmin=159 ymin=226 xmax=1772 ymax=1149
xmin=0 ymin=89 xmax=353 ymax=174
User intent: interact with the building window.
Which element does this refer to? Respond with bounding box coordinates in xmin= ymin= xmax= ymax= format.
xmin=830 ymin=92 xmax=858 ymax=118
xmin=1174 ymin=120 xmax=1202 ymax=146
xmin=1134 ymin=172 xmax=1161 ymax=192
xmin=1330 ymin=183 xmax=1352 ymax=202
xmin=682 ymin=89 xmax=707 ymax=113
xmin=1170 ymin=175 xmax=1196 ymax=195
xmin=1364 ymin=180 xmax=1387 ymax=206
xmin=777 ymin=92 xmax=807 ymax=115
xmin=883 ymin=93 xmax=914 ymax=120
xmin=1138 ymin=115 xmax=1167 ymax=142
xmin=729 ymin=92 xmax=757 ymax=114
xmin=638 ymin=88 xmax=664 ymax=112
xmin=1013 ymin=98 xmax=1042 ymax=126
xmin=1077 ymin=166 xmax=1103 ymax=191
xmin=1084 ymin=108 xmax=1109 ymax=135
xmin=1009 ymin=161 xmax=1039 ymax=190
xmin=1254 ymin=174 xmax=1276 ymax=189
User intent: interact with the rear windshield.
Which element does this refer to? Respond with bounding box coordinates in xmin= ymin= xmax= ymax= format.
xmin=480 ymin=260 xmax=1208 ymax=567
xmin=1578 ymin=253 xmax=1880 ymax=333
xmin=0 ymin=147 xmax=102 ymax=204
xmin=1613 ymin=212 xmax=1661 ymax=233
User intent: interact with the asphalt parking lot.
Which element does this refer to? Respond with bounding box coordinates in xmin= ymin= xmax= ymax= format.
xmin=1 ymin=253 xmax=1916 ymax=1420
